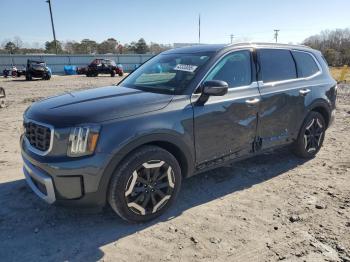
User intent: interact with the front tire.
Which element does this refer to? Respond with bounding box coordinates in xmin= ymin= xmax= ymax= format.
xmin=108 ymin=146 xmax=182 ymax=223
xmin=26 ymin=74 xmax=32 ymax=81
xmin=43 ymin=73 xmax=51 ymax=80
xmin=292 ymin=111 xmax=326 ymax=159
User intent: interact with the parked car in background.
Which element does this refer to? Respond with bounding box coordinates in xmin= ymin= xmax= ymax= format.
xmin=21 ymin=43 xmax=337 ymax=223
xmin=76 ymin=66 xmax=87 ymax=75
xmin=2 ymin=69 xmax=10 ymax=78
xmin=25 ymin=60 xmax=52 ymax=81
xmin=86 ymin=59 xmax=124 ymax=77
xmin=3 ymin=66 xmax=26 ymax=78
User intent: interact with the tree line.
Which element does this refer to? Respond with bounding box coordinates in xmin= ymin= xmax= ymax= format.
xmin=303 ymin=28 xmax=350 ymax=66
xmin=0 ymin=37 xmax=171 ymax=55
xmin=1 ymin=28 xmax=350 ymax=66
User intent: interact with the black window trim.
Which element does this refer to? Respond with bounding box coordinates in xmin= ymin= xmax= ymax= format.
xmin=193 ymin=48 xmax=258 ymax=95
xmin=257 ymin=48 xmax=298 ymax=84
xmin=257 ymin=48 xmax=323 ymax=86
xmin=291 ymin=49 xmax=323 ymax=79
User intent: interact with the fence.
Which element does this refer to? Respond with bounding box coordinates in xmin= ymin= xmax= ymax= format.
xmin=0 ymin=54 xmax=154 ymax=74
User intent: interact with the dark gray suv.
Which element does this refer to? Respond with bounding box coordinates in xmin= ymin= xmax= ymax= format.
xmin=21 ymin=43 xmax=337 ymax=222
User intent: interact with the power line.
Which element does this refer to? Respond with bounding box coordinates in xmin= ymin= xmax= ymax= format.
xmin=274 ymin=29 xmax=280 ymax=43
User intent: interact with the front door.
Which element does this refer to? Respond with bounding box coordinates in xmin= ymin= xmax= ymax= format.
xmin=192 ymin=49 xmax=261 ymax=165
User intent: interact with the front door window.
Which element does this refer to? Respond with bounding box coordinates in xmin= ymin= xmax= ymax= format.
xmin=204 ymin=50 xmax=252 ymax=88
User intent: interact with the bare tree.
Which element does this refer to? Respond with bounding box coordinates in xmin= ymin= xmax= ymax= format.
xmin=303 ymin=28 xmax=350 ymax=66
xmin=13 ymin=36 xmax=23 ymax=49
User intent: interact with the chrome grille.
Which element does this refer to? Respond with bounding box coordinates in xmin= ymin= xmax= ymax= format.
xmin=24 ymin=121 xmax=52 ymax=152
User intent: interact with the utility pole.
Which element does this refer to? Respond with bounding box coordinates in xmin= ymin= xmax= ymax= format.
xmin=230 ymin=34 xmax=235 ymax=44
xmin=198 ymin=13 xmax=201 ymax=44
xmin=274 ymin=29 xmax=280 ymax=43
xmin=46 ymin=0 xmax=58 ymax=54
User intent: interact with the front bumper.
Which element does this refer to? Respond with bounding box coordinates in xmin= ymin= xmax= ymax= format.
xmin=21 ymin=138 xmax=114 ymax=207
xmin=23 ymin=158 xmax=56 ymax=204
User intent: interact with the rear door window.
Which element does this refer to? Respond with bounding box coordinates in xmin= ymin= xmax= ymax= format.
xmin=292 ymin=51 xmax=320 ymax=78
xmin=259 ymin=49 xmax=297 ymax=83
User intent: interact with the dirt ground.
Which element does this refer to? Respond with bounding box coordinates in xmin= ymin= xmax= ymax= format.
xmin=0 ymin=75 xmax=349 ymax=262
xmin=330 ymin=67 xmax=350 ymax=83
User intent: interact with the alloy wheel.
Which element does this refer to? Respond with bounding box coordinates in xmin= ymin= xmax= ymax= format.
xmin=124 ymin=160 xmax=175 ymax=216
xmin=303 ymin=117 xmax=324 ymax=153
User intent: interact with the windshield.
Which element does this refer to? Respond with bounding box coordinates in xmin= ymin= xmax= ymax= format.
xmin=105 ymin=60 xmax=116 ymax=66
xmin=32 ymin=63 xmax=46 ymax=68
xmin=121 ymin=52 xmax=213 ymax=94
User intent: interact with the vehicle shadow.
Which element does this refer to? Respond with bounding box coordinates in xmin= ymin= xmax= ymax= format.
xmin=87 ymin=75 xmax=124 ymax=78
xmin=11 ymin=79 xmax=42 ymax=82
xmin=0 ymin=148 xmax=307 ymax=261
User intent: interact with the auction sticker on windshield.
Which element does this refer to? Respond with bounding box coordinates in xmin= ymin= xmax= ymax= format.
xmin=174 ymin=64 xmax=198 ymax=72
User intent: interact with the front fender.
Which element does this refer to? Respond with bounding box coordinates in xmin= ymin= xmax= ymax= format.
xmin=94 ymin=96 xmax=195 ymax=205
xmin=111 ymin=132 xmax=195 ymax=165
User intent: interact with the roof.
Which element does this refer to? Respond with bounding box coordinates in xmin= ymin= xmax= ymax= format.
xmin=163 ymin=44 xmax=227 ymax=54
xmin=27 ymin=60 xmax=45 ymax=63
xmin=164 ymin=42 xmax=314 ymax=55
xmin=229 ymin=42 xmax=312 ymax=51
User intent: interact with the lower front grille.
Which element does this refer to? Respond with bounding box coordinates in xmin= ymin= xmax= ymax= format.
xmin=24 ymin=121 xmax=52 ymax=152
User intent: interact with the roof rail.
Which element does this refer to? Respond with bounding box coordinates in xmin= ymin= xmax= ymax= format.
xmin=226 ymin=42 xmax=311 ymax=49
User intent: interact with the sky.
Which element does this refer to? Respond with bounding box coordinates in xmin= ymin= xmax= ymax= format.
xmin=0 ymin=0 xmax=349 ymax=47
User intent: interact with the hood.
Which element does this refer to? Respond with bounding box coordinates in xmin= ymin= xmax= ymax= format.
xmin=25 ymin=86 xmax=173 ymax=127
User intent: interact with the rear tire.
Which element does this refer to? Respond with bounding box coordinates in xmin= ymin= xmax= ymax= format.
xmin=108 ymin=146 xmax=182 ymax=223
xmin=111 ymin=70 xmax=116 ymax=77
xmin=292 ymin=111 xmax=326 ymax=159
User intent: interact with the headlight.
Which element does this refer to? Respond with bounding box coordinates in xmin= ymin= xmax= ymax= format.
xmin=68 ymin=125 xmax=100 ymax=157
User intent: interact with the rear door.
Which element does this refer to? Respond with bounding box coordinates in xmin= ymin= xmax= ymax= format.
xmin=256 ymin=48 xmax=313 ymax=149
xmin=193 ymin=49 xmax=261 ymax=165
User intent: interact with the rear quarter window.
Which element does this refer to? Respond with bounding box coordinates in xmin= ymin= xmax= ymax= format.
xmin=292 ymin=51 xmax=320 ymax=78
xmin=259 ymin=49 xmax=297 ymax=83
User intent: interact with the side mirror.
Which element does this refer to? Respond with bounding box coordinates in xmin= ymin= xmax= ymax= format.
xmin=202 ymin=80 xmax=228 ymax=96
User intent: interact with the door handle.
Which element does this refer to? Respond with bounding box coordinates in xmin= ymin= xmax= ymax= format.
xmin=299 ymin=89 xmax=311 ymax=96
xmin=245 ymin=98 xmax=260 ymax=106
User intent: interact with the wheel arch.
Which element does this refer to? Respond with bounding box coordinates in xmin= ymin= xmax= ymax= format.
xmin=97 ymin=133 xmax=195 ymax=206
xmin=307 ymin=99 xmax=331 ymax=128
